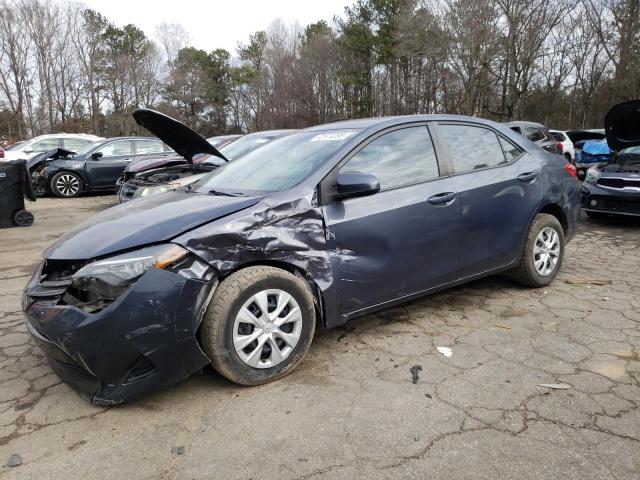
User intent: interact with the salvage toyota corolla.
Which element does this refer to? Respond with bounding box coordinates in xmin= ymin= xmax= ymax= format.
xmin=23 ymin=110 xmax=581 ymax=404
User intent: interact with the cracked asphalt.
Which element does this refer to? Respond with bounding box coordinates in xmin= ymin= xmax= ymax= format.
xmin=1 ymin=196 xmax=639 ymax=479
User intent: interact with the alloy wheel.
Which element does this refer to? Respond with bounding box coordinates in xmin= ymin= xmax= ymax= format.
xmin=56 ymin=174 xmax=80 ymax=196
xmin=533 ymin=227 xmax=560 ymax=276
xmin=232 ymin=289 xmax=303 ymax=369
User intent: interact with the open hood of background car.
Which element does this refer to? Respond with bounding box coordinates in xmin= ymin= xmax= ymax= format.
xmin=27 ymin=147 xmax=74 ymax=170
xmin=565 ymin=130 xmax=606 ymax=145
xmin=605 ymin=100 xmax=640 ymax=151
xmin=44 ymin=192 xmax=261 ymax=260
xmin=133 ymin=109 xmax=228 ymax=163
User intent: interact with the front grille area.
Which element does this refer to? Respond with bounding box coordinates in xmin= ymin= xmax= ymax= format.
xmin=597 ymin=177 xmax=640 ymax=190
xmin=589 ymin=197 xmax=640 ymax=215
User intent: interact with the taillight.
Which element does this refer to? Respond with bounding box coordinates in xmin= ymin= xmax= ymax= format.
xmin=564 ymin=162 xmax=577 ymax=178
xmin=0 ymin=149 xmax=4 ymax=158
xmin=557 ymin=142 xmax=563 ymax=153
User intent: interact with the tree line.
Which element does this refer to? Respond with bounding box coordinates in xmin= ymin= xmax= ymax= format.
xmin=0 ymin=0 xmax=638 ymax=141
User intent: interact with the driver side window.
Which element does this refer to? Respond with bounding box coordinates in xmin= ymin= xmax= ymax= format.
xmin=98 ymin=140 xmax=133 ymax=158
xmin=341 ymin=126 xmax=439 ymax=190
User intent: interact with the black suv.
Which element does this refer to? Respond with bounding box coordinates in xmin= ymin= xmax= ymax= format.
xmin=29 ymin=137 xmax=172 ymax=197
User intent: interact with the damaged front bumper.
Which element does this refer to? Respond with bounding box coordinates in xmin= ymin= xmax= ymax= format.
xmin=23 ymin=265 xmax=215 ymax=404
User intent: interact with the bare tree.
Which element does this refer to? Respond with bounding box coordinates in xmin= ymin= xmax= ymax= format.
xmin=154 ymin=22 xmax=190 ymax=65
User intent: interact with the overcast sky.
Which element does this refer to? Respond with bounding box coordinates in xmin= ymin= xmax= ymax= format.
xmin=81 ymin=0 xmax=352 ymax=54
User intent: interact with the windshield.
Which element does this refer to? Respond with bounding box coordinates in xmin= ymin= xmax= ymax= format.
xmin=72 ymin=142 xmax=100 ymax=156
xmin=192 ymin=129 xmax=358 ymax=195
xmin=620 ymin=146 xmax=640 ymax=155
xmin=219 ymin=132 xmax=287 ymax=161
xmin=5 ymin=141 xmax=25 ymax=151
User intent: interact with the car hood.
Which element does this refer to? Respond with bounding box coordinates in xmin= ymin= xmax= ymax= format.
xmin=600 ymin=153 xmax=640 ymax=174
xmin=44 ymin=192 xmax=262 ymax=260
xmin=565 ymin=130 xmax=606 ymax=145
xmin=133 ymin=109 xmax=227 ymax=163
xmin=125 ymin=154 xmax=187 ymax=174
xmin=605 ymin=100 xmax=640 ymax=151
xmin=27 ymin=148 xmax=74 ymax=170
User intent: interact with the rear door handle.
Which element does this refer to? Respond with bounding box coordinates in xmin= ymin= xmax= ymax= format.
xmin=428 ymin=191 xmax=456 ymax=206
xmin=517 ymin=172 xmax=537 ymax=182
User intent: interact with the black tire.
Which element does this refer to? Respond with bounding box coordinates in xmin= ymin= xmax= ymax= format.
xmin=50 ymin=171 xmax=83 ymax=198
xmin=12 ymin=209 xmax=34 ymax=227
xmin=510 ymin=213 xmax=565 ymax=288
xmin=564 ymin=153 xmax=572 ymax=163
xmin=201 ymin=266 xmax=316 ymax=386
xmin=586 ymin=211 xmax=608 ymax=219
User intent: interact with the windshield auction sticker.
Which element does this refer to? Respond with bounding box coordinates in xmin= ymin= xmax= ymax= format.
xmin=310 ymin=132 xmax=355 ymax=142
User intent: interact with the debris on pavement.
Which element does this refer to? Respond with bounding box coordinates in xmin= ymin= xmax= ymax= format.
xmin=537 ymin=383 xmax=571 ymax=390
xmin=410 ymin=365 xmax=423 ymax=384
xmin=565 ymin=277 xmax=612 ymax=286
xmin=493 ymin=323 xmax=512 ymax=329
xmin=171 ymin=446 xmax=185 ymax=457
xmin=436 ymin=346 xmax=453 ymax=357
xmin=7 ymin=454 xmax=22 ymax=467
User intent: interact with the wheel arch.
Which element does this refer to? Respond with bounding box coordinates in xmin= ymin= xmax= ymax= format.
xmin=536 ymin=202 xmax=568 ymax=236
xmin=216 ymin=260 xmax=327 ymax=330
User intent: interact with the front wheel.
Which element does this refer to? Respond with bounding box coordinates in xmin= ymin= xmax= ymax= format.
xmin=50 ymin=171 xmax=83 ymax=198
xmin=201 ymin=266 xmax=316 ymax=385
xmin=510 ymin=213 xmax=564 ymax=288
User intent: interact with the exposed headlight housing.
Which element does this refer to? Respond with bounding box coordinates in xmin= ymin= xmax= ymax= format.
xmin=134 ymin=184 xmax=172 ymax=198
xmin=134 ymin=176 xmax=203 ymax=199
xmin=585 ymin=167 xmax=601 ymax=184
xmin=69 ymin=244 xmax=188 ymax=305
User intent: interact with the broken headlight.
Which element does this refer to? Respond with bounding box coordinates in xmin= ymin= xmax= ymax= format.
xmin=68 ymin=244 xmax=188 ymax=308
xmin=585 ymin=167 xmax=601 ymax=184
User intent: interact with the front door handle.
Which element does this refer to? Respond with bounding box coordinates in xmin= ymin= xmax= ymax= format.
xmin=517 ymin=172 xmax=537 ymax=182
xmin=428 ymin=191 xmax=457 ymax=206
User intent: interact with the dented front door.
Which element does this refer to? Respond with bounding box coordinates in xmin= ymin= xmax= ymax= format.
xmin=322 ymin=124 xmax=460 ymax=314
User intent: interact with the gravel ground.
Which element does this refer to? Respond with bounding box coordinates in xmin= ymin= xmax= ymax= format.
xmin=0 ymin=196 xmax=639 ymax=479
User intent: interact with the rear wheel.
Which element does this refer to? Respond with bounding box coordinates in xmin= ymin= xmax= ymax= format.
xmin=50 ymin=172 xmax=83 ymax=198
xmin=201 ymin=266 xmax=316 ymax=385
xmin=510 ymin=213 xmax=564 ymax=288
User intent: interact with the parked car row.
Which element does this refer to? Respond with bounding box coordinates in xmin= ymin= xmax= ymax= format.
xmin=2 ymin=133 xmax=104 ymax=161
xmin=117 ymin=128 xmax=294 ymax=202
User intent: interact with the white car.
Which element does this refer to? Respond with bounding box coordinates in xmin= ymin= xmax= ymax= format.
xmin=549 ymin=130 xmax=575 ymax=162
xmin=2 ymin=133 xmax=104 ymax=161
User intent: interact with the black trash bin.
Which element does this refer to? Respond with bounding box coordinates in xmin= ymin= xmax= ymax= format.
xmin=0 ymin=159 xmax=36 ymax=228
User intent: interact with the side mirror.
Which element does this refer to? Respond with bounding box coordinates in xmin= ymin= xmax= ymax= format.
xmin=23 ymin=148 xmax=33 ymax=154
xmin=336 ymin=171 xmax=380 ymax=200
xmin=91 ymin=151 xmax=103 ymax=160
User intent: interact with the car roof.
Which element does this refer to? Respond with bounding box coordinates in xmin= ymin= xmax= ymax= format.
xmin=304 ymin=114 xmax=508 ymax=132
xmin=29 ymin=133 xmax=103 ymax=140
xmin=503 ymin=121 xmax=545 ymax=128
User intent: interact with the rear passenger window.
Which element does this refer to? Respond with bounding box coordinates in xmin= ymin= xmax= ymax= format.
xmin=525 ymin=128 xmax=545 ymax=142
xmin=439 ymin=125 xmax=506 ymax=173
xmin=341 ymin=126 xmax=439 ymax=189
xmin=63 ymin=138 xmax=92 ymax=152
xmin=135 ymin=139 xmax=165 ymax=154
